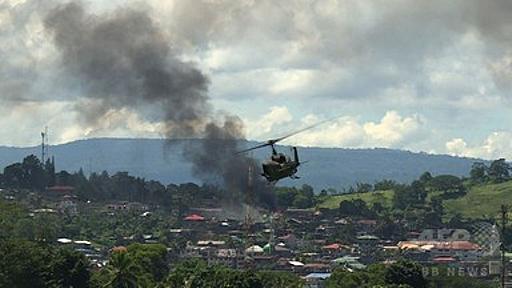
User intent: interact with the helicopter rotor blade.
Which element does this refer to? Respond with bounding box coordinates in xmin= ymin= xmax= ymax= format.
xmin=236 ymin=142 xmax=273 ymax=154
xmin=236 ymin=115 xmax=341 ymax=154
xmin=270 ymin=115 xmax=340 ymax=144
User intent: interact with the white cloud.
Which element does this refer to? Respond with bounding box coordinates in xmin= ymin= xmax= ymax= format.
xmin=1 ymin=0 xmax=512 ymax=152
xmin=245 ymin=106 xmax=293 ymax=138
xmin=248 ymin=110 xmax=426 ymax=149
xmin=0 ymin=100 xmax=165 ymax=147
xmin=286 ymin=116 xmax=366 ymax=147
xmin=445 ymin=138 xmax=468 ymax=155
xmin=77 ymin=107 xmax=165 ymax=140
xmin=363 ymin=111 xmax=424 ymax=147
xmin=0 ymin=100 xmax=72 ymax=146
xmin=269 ymin=69 xmax=316 ymax=94
xmin=446 ymin=132 xmax=512 ymax=159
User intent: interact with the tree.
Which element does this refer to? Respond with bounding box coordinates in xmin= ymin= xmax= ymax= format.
xmin=301 ymin=184 xmax=314 ymax=196
xmin=48 ymin=248 xmax=90 ymax=288
xmin=374 ymin=217 xmax=405 ymax=240
xmin=371 ymin=202 xmax=386 ymax=215
xmin=104 ymin=251 xmax=141 ymax=288
xmin=276 ymin=186 xmax=316 ymax=209
xmin=3 ymin=162 xmax=25 ymax=188
xmin=422 ymin=196 xmax=443 ymax=228
xmin=292 ymin=193 xmax=312 ymax=209
xmin=258 ymin=271 xmax=304 ymax=288
xmin=392 ymin=181 xmax=426 ymax=210
xmin=0 ymin=240 xmax=48 ymax=288
xmin=355 ymin=182 xmax=373 ymax=193
xmin=339 ymin=199 xmax=372 ymax=217
xmin=292 ymin=185 xmax=316 ymax=209
xmin=21 ymin=155 xmax=47 ymax=190
xmin=430 ymin=175 xmax=462 ymax=192
xmin=429 ymin=175 xmax=466 ymax=199
xmin=325 ymin=269 xmax=368 ymax=288
xmin=488 ymin=158 xmax=511 ymax=183
xmin=127 ymin=243 xmax=168 ymax=283
xmin=166 ymin=260 xmax=302 ymax=288
xmin=166 ymin=259 xmax=208 ymax=287
xmin=419 ymin=172 xmax=433 ymax=184
xmin=319 ymin=189 xmax=329 ymax=197
xmin=0 ymin=240 xmax=90 ymax=288
xmin=374 ymin=179 xmax=399 ymax=191
xmin=384 ymin=260 xmax=428 ymax=288
xmin=470 ymin=162 xmax=488 ymax=184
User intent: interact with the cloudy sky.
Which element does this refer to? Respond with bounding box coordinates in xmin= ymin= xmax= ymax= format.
xmin=1 ymin=0 xmax=512 ymax=160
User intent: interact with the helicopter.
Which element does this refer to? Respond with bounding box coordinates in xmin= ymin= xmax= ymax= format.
xmin=237 ymin=118 xmax=337 ymax=183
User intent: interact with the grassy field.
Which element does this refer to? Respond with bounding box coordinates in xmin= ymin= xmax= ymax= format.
xmin=443 ymin=181 xmax=512 ymax=219
xmin=318 ymin=181 xmax=512 ymax=220
xmin=318 ymin=190 xmax=394 ymax=209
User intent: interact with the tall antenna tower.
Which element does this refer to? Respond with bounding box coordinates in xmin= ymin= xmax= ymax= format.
xmin=244 ymin=158 xmax=256 ymax=268
xmin=40 ymin=126 xmax=49 ymax=163
xmin=245 ymin=160 xmax=254 ymax=233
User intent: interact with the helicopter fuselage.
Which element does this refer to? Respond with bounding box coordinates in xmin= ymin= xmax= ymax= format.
xmin=261 ymin=147 xmax=301 ymax=182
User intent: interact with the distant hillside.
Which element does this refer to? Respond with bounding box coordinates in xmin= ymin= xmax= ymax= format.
xmin=319 ymin=190 xmax=395 ymax=209
xmin=443 ymin=181 xmax=512 ymax=219
xmin=318 ymin=180 xmax=512 ymax=219
xmin=0 ymin=138 xmax=481 ymax=190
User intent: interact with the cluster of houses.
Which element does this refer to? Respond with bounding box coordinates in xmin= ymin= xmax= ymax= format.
xmin=56 ymin=238 xmax=107 ymax=268
xmin=164 ymin=208 xmax=502 ymax=286
xmin=2 ymin=185 xmax=502 ymax=287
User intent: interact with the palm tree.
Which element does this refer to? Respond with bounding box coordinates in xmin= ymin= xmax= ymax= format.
xmin=103 ymin=252 xmax=139 ymax=288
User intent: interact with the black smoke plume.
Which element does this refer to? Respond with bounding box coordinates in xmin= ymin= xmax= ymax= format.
xmin=44 ymin=2 xmax=274 ymax=209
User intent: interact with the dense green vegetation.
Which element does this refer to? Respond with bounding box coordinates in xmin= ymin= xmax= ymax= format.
xmin=275 ymin=184 xmax=316 ymax=209
xmin=0 ymin=138 xmax=479 ymax=190
xmin=325 ymin=260 xmax=495 ymax=288
xmin=318 ymin=190 xmax=394 ymax=209
xmin=444 ymin=181 xmax=512 ymax=219
xmin=319 ymin=159 xmax=512 ymax=219
xmin=0 ymin=198 xmax=303 ymax=287
xmin=165 ymin=259 xmax=304 ymax=288
xmin=0 ymin=239 xmax=90 ymax=288
xmin=0 ymin=154 xmax=275 ymax=212
xmin=0 ymin=155 xmax=510 ymax=287
xmin=319 ymin=175 xmax=512 ymax=220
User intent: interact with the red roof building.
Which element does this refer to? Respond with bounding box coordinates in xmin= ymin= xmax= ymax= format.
xmin=45 ymin=185 xmax=75 ymax=199
xmin=398 ymin=240 xmax=481 ymax=251
xmin=322 ymin=243 xmax=348 ymax=250
xmin=184 ymin=214 xmax=206 ymax=221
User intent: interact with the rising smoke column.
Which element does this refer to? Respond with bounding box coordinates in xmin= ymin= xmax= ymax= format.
xmin=185 ymin=118 xmax=275 ymax=209
xmin=44 ymin=2 xmax=210 ymax=137
xmin=44 ymin=2 xmax=274 ymax=209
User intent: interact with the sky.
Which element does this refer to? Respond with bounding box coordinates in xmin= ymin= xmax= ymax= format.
xmin=1 ymin=0 xmax=512 ymax=160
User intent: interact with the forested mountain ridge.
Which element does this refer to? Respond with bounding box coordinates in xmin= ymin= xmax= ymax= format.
xmin=0 ymin=138 xmax=481 ymax=190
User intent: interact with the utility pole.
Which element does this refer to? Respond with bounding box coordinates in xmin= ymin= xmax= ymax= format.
xmin=41 ymin=131 xmax=45 ymax=163
xmin=501 ymin=205 xmax=508 ymax=288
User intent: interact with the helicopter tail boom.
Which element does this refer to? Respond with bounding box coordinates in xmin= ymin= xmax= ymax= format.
xmin=293 ymin=147 xmax=299 ymax=164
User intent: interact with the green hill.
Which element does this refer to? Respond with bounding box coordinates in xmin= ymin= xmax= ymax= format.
xmin=318 ymin=180 xmax=512 ymax=219
xmin=443 ymin=181 xmax=512 ymax=219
